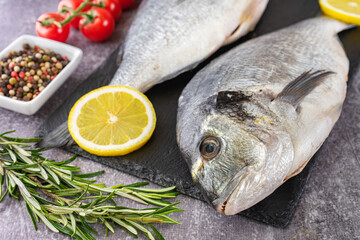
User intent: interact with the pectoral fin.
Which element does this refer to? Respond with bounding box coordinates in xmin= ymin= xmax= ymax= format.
xmin=223 ymin=0 xmax=269 ymax=46
xmin=275 ymin=70 xmax=334 ymax=108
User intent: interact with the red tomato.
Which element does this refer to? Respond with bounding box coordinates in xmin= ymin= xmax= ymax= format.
xmin=93 ymin=0 xmax=122 ymax=20
xmin=79 ymin=8 xmax=115 ymax=42
xmin=119 ymin=0 xmax=134 ymax=9
xmin=58 ymin=0 xmax=91 ymax=29
xmin=35 ymin=13 xmax=70 ymax=42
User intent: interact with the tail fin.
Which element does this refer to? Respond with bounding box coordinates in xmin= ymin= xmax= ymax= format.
xmin=36 ymin=121 xmax=74 ymax=148
xmin=321 ymin=16 xmax=356 ymax=33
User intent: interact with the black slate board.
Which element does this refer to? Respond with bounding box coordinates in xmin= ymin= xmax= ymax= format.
xmin=36 ymin=0 xmax=360 ymax=228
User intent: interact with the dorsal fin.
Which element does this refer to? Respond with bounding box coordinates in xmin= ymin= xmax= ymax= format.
xmin=275 ymin=70 xmax=334 ymax=108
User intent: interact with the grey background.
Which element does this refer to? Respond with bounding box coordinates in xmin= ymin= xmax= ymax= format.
xmin=0 ymin=0 xmax=359 ymax=239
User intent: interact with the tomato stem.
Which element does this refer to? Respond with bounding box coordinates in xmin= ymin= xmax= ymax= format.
xmin=59 ymin=0 xmax=105 ymax=27
xmin=39 ymin=0 xmax=105 ymax=28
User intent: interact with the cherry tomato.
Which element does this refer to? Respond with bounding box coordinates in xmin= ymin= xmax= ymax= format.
xmin=119 ymin=0 xmax=134 ymax=9
xmin=79 ymin=7 xmax=115 ymax=42
xmin=58 ymin=0 xmax=91 ymax=29
xmin=93 ymin=0 xmax=122 ymax=20
xmin=35 ymin=13 xmax=70 ymax=42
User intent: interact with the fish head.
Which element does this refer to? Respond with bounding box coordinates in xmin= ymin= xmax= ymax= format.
xmin=177 ymin=91 xmax=293 ymax=215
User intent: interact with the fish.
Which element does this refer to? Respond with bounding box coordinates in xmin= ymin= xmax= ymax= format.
xmin=38 ymin=0 xmax=269 ymax=147
xmin=176 ymin=17 xmax=351 ymax=215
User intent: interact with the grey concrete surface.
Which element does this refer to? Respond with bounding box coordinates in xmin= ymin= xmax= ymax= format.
xmin=0 ymin=0 xmax=359 ymax=239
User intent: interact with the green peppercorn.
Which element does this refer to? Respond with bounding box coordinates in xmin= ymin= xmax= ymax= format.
xmin=9 ymin=77 xmax=17 ymax=85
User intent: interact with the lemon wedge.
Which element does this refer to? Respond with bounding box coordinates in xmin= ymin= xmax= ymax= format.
xmin=68 ymin=86 xmax=156 ymax=156
xmin=320 ymin=0 xmax=360 ymax=25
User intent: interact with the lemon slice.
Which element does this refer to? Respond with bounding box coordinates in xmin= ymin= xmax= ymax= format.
xmin=68 ymin=86 xmax=156 ymax=156
xmin=319 ymin=0 xmax=360 ymax=25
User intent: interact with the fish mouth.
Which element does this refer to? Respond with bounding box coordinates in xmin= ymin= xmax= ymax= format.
xmin=211 ymin=167 xmax=248 ymax=215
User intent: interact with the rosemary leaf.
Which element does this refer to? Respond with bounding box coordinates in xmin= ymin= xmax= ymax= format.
xmin=110 ymin=217 xmax=138 ymax=236
xmin=76 ymin=225 xmax=96 ymax=240
xmin=51 ymin=154 xmax=77 ymax=166
xmin=32 ymin=207 xmax=59 ymax=233
xmin=79 ymin=216 xmax=98 ymax=235
xmin=43 ymin=165 xmax=60 ymax=185
xmin=102 ymin=218 xmax=115 ymax=234
xmin=123 ymin=182 xmax=149 ymax=188
xmin=73 ymin=170 xmax=105 ymax=178
xmin=126 ymin=186 xmax=176 ymax=193
xmin=25 ymin=202 xmax=38 ymax=231
xmin=145 ymin=223 xmax=165 ymax=240
xmin=126 ymin=219 xmax=155 ymax=240
xmin=70 ymin=213 xmax=77 ymax=236
xmin=8 ymin=150 xmax=17 ymax=163
xmin=50 ymin=221 xmax=83 ymax=240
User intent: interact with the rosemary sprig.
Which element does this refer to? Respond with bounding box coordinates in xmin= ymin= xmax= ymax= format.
xmin=0 ymin=131 xmax=182 ymax=240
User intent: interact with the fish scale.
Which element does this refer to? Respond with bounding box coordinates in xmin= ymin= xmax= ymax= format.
xmin=177 ymin=17 xmax=350 ymax=215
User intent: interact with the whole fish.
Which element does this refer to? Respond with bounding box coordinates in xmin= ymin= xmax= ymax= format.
xmin=39 ymin=0 xmax=268 ymax=147
xmin=176 ymin=17 xmax=350 ymax=215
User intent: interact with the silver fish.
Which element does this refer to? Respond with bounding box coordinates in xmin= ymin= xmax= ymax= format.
xmin=110 ymin=0 xmax=269 ymax=92
xmin=176 ymin=17 xmax=350 ymax=215
xmin=39 ymin=0 xmax=268 ymax=147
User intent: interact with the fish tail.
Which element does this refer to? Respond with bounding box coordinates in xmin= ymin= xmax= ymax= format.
xmin=36 ymin=121 xmax=74 ymax=148
xmin=321 ymin=16 xmax=356 ymax=33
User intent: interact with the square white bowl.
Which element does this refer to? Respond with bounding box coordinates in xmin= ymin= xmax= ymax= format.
xmin=0 ymin=35 xmax=83 ymax=115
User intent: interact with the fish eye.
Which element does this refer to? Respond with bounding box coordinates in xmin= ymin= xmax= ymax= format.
xmin=200 ymin=137 xmax=221 ymax=160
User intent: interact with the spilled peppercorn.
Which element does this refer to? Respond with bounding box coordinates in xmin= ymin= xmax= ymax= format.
xmin=0 ymin=43 xmax=70 ymax=101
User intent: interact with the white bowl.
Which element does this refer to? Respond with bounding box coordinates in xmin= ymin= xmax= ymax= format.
xmin=0 ymin=35 xmax=83 ymax=115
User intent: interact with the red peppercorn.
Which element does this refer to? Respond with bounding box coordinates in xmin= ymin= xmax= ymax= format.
xmin=19 ymin=72 xmax=25 ymax=78
xmin=43 ymin=71 xmax=48 ymax=76
xmin=36 ymin=91 xmax=40 ymax=95
xmin=50 ymin=76 xmax=55 ymax=80
xmin=11 ymin=71 xmax=18 ymax=77
xmin=62 ymin=56 xmax=68 ymax=60
xmin=0 ymin=89 xmax=2 ymax=92
xmin=16 ymin=76 xmax=19 ymax=81
xmin=28 ymin=76 xmax=33 ymax=81
xmin=7 ymin=84 xmax=12 ymax=90
xmin=9 ymin=62 xmax=15 ymax=69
